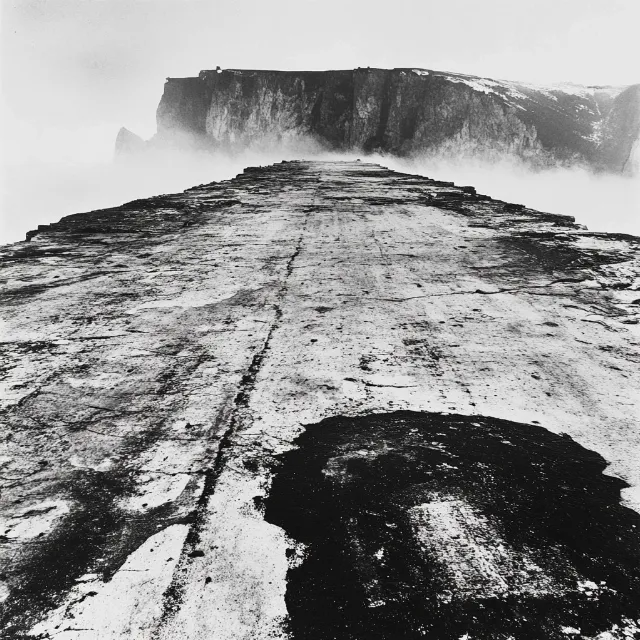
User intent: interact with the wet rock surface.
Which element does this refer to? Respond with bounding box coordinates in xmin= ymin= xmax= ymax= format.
xmin=0 ymin=161 xmax=639 ymax=638
xmin=266 ymin=411 xmax=640 ymax=639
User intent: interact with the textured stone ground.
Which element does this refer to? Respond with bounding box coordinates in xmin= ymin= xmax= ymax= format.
xmin=0 ymin=161 xmax=639 ymax=639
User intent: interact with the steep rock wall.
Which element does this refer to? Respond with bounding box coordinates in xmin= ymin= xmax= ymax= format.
xmin=151 ymin=68 xmax=640 ymax=172
xmin=598 ymin=84 xmax=640 ymax=174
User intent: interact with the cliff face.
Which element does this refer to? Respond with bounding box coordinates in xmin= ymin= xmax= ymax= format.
xmin=598 ymin=84 xmax=640 ymax=174
xmin=2 ymin=161 xmax=640 ymax=638
xmin=151 ymin=68 xmax=640 ymax=172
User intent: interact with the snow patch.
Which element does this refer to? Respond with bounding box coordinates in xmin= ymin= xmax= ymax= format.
xmin=441 ymin=74 xmax=531 ymax=104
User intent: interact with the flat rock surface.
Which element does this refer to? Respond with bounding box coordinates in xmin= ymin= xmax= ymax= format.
xmin=0 ymin=161 xmax=639 ymax=639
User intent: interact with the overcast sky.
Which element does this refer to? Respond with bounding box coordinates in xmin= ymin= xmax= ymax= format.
xmin=1 ymin=0 xmax=639 ymax=157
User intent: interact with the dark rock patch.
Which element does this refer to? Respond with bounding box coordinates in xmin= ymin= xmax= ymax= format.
xmin=265 ymin=411 xmax=640 ymax=640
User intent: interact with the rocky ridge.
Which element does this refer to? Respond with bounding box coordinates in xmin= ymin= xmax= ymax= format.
xmin=1 ymin=161 xmax=639 ymax=638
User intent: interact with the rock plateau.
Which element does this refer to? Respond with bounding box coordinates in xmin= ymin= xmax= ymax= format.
xmin=0 ymin=161 xmax=639 ymax=639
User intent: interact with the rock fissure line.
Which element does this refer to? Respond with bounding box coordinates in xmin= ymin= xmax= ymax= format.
xmin=154 ymin=196 xmax=312 ymax=629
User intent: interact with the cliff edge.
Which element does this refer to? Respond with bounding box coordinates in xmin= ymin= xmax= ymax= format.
xmin=133 ymin=67 xmax=640 ymax=173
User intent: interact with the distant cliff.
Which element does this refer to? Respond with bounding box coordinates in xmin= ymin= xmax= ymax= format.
xmin=122 ymin=68 xmax=640 ymax=174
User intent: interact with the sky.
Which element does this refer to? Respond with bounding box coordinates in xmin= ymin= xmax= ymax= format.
xmin=2 ymin=0 xmax=639 ymax=155
xmin=0 ymin=0 xmax=639 ymax=242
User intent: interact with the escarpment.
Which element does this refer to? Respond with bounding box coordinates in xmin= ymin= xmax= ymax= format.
xmin=141 ymin=67 xmax=640 ymax=173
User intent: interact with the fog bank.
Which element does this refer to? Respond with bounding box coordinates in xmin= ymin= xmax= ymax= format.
xmin=2 ymin=143 xmax=639 ymax=245
xmin=384 ymin=156 xmax=640 ymax=236
xmin=0 ymin=140 xmax=329 ymax=245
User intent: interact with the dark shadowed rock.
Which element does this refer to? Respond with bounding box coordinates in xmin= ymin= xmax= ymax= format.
xmin=265 ymin=411 xmax=640 ymax=640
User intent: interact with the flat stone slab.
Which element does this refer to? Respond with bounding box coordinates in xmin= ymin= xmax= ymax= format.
xmin=1 ymin=161 xmax=639 ymax=638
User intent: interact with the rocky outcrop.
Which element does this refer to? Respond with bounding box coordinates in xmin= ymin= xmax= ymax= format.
xmin=114 ymin=127 xmax=146 ymax=158
xmin=1 ymin=161 xmax=639 ymax=638
xmin=144 ymin=68 xmax=640 ymax=172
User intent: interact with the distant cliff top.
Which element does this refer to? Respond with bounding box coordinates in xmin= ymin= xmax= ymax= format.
xmin=123 ymin=67 xmax=640 ymax=174
xmin=174 ymin=66 xmax=630 ymax=98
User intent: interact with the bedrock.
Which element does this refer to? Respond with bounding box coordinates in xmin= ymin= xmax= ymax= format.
xmin=1 ymin=161 xmax=639 ymax=638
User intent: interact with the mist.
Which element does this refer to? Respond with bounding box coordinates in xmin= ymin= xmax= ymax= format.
xmin=2 ymin=130 xmax=639 ymax=245
xmin=384 ymin=155 xmax=640 ymax=236
xmin=2 ymin=0 xmax=638 ymax=245
xmin=0 ymin=134 xmax=328 ymax=245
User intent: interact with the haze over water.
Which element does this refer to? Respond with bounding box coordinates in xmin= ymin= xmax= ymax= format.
xmin=2 ymin=139 xmax=639 ymax=245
